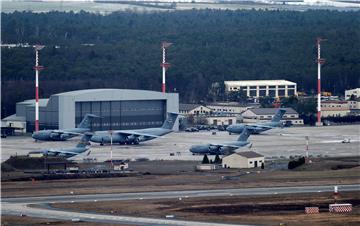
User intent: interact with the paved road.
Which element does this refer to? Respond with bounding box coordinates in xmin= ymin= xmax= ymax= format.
xmin=2 ymin=184 xmax=359 ymax=225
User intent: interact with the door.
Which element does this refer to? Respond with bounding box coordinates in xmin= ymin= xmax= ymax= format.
xmin=254 ymin=161 xmax=258 ymax=167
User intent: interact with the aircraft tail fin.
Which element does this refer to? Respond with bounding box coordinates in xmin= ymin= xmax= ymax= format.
xmin=76 ymin=132 xmax=92 ymax=148
xmin=271 ymin=108 xmax=286 ymax=122
xmin=161 ymin=112 xmax=179 ymax=130
xmin=237 ymin=127 xmax=250 ymax=142
xmin=78 ymin=114 xmax=99 ymax=129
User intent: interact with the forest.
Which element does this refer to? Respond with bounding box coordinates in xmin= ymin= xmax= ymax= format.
xmin=1 ymin=9 xmax=360 ymax=117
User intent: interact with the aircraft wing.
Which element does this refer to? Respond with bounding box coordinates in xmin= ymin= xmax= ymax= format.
xmin=52 ymin=130 xmax=83 ymax=136
xmin=246 ymin=125 xmax=275 ymax=130
xmin=47 ymin=149 xmax=80 ymax=155
xmin=209 ymin=143 xmax=241 ymax=149
xmin=114 ymin=131 xmax=160 ymax=138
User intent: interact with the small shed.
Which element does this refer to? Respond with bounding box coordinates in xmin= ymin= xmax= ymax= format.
xmin=222 ymin=151 xmax=264 ymax=169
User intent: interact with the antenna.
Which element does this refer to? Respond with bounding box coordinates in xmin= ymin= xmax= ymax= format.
xmin=33 ymin=45 xmax=45 ymax=132
xmin=160 ymin=42 xmax=172 ymax=93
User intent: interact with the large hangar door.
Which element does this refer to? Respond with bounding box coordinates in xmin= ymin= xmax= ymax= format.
xmin=120 ymin=100 xmax=165 ymax=130
xmin=76 ymin=100 xmax=166 ymax=131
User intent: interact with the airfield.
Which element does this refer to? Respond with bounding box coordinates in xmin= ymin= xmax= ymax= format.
xmin=1 ymin=124 xmax=359 ymax=162
xmin=1 ymin=124 xmax=360 ymax=225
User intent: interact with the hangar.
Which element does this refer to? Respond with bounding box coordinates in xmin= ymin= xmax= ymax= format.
xmin=4 ymin=89 xmax=179 ymax=132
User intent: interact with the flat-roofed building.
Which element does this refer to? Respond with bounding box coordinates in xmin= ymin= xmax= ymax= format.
xmin=224 ymin=80 xmax=297 ymax=98
xmin=321 ymin=101 xmax=350 ymax=117
xmin=345 ymin=88 xmax=360 ymax=100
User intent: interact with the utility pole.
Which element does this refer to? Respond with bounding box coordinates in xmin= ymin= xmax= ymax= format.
xmin=33 ymin=45 xmax=44 ymax=132
xmin=305 ymin=136 xmax=309 ymax=163
xmin=316 ymin=38 xmax=326 ymax=126
xmin=109 ymin=130 xmax=113 ymax=166
xmin=160 ymin=42 xmax=172 ymax=93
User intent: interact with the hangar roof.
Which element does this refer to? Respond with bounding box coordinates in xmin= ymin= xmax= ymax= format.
xmin=54 ymin=89 xmax=168 ymax=97
xmin=17 ymin=99 xmax=49 ymax=107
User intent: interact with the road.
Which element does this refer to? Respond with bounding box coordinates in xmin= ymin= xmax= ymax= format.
xmin=2 ymin=184 xmax=359 ymax=225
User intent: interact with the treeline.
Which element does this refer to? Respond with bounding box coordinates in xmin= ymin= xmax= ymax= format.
xmin=2 ymin=10 xmax=360 ymax=117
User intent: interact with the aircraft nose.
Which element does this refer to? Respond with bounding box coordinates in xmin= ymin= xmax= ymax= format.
xmin=189 ymin=146 xmax=197 ymax=153
xmin=90 ymin=135 xmax=100 ymax=142
xmin=32 ymin=132 xmax=39 ymax=139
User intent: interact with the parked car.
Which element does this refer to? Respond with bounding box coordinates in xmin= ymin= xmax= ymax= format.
xmin=185 ymin=127 xmax=199 ymax=132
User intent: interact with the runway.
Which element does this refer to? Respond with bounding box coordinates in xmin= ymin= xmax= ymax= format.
xmin=2 ymin=184 xmax=359 ymax=225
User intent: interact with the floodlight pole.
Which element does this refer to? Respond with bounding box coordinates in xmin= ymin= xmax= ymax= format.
xmin=110 ymin=130 xmax=113 ymax=166
xmin=316 ymin=38 xmax=326 ymax=126
xmin=160 ymin=42 xmax=172 ymax=93
xmin=33 ymin=45 xmax=44 ymax=132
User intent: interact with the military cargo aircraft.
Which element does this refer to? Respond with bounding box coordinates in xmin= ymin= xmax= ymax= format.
xmin=32 ymin=114 xmax=98 ymax=141
xmin=226 ymin=108 xmax=286 ymax=135
xmin=189 ymin=128 xmax=251 ymax=155
xmin=90 ymin=112 xmax=179 ymax=145
xmin=28 ymin=133 xmax=92 ymax=158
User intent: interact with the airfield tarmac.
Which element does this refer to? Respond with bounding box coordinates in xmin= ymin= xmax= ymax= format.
xmin=1 ymin=125 xmax=359 ymax=162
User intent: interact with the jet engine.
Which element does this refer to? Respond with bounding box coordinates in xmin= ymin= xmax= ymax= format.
xmin=208 ymin=145 xmax=220 ymax=155
xmin=125 ymin=135 xmax=140 ymax=145
xmin=218 ymin=146 xmax=230 ymax=155
xmin=59 ymin=133 xmax=71 ymax=140
xmin=49 ymin=133 xmax=59 ymax=139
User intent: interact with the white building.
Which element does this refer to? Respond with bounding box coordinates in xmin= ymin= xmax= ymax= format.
xmin=206 ymin=115 xmax=237 ymax=126
xmin=241 ymin=108 xmax=304 ymax=125
xmin=179 ymin=104 xmax=212 ymax=115
xmin=206 ymin=102 xmax=248 ymax=114
xmin=222 ymin=151 xmax=265 ymax=169
xmin=224 ymin=80 xmax=297 ymax=98
xmin=321 ymin=101 xmax=351 ymax=117
xmin=345 ymin=88 xmax=360 ymax=100
xmin=321 ymin=100 xmax=360 ymax=117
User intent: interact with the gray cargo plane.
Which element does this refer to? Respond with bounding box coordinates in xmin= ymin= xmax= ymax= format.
xmin=226 ymin=108 xmax=286 ymax=135
xmin=90 ymin=112 xmax=179 ymax=145
xmin=28 ymin=133 xmax=92 ymax=158
xmin=32 ymin=114 xmax=98 ymax=141
xmin=190 ymin=128 xmax=251 ymax=155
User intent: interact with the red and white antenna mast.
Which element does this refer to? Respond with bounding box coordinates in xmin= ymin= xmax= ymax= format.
xmin=33 ymin=45 xmax=44 ymax=132
xmin=160 ymin=42 xmax=172 ymax=93
xmin=316 ymin=38 xmax=326 ymax=126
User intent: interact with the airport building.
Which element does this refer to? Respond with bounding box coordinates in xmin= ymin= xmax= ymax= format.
xmin=241 ymin=108 xmax=304 ymax=125
xmin=222 ymin=151 xmax=265 ymax=169
xmin=179 ymin=104 xmax=212 ymax=115
xmin=4 ymin=89 xmax=179 ymax=132
xmin=345 ymin=88 xmax=360 ymax=100
xmin=224 ymin=80 xmax=297 ymax=98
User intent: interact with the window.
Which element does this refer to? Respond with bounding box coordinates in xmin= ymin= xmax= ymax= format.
xmin=250 ymin=161 xmax=253 ymax=164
